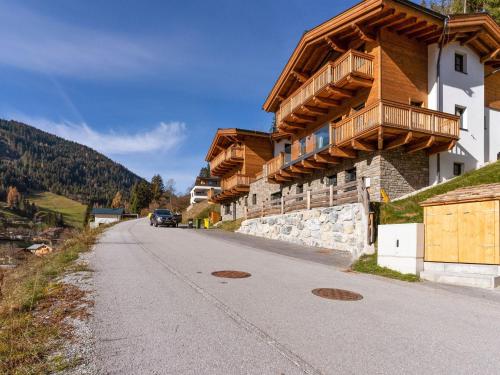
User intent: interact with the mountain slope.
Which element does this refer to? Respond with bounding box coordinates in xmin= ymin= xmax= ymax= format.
xmin=0 ymin=119 xmax=144 ymax=204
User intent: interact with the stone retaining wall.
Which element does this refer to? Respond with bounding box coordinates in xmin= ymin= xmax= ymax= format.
xmin=237 ymin=203 xmax=373 ymax=259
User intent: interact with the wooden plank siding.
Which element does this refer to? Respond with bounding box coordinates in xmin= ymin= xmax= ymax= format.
xmin=485 ymin=65 xmax=500 ymax=110
xmin=379 ymin=28 xmax=429 ymax=107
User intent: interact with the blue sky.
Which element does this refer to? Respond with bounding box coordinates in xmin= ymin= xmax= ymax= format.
xmin=0 ymin=0 xmax=363 ymax=193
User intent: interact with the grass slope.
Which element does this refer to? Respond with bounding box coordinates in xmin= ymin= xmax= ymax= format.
xmin=28 ymin=192 xmax=87 ymax=228
xmin=381 ymin=161 xmax=500 ymax=224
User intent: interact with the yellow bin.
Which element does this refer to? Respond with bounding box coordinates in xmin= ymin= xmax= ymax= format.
xmin=203 ymin=218 xmax=210 ymax=229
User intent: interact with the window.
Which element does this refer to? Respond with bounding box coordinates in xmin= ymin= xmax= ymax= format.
xmin=314 ymin=125 xmax=330 ymax=150
xmin=352 ymin=103 xmax=365 ymax=112
xmin=270 ymin=191 xmax=281 ymax=205
xmin=454 ymin=53 xmax=466 ymax=73
xmin=284 ymin=143 xmax=292 ymax=163
xmin=252 ymin=193 xmax=257 ymax=205
xmin=453 ymin=162 xmax=463 ymax=176
xmin=410 ymin=100 xmax=423 ymax=108
xmin=299 ymin=138 xmax=306 ymax=156
xmin=345 ymin=168 xmax=357 ymax=182
xmin=296 ymin=184 xmax=304 ymax=201
xmin=455 ymin=105 xmax=467 ymax=130
xmin=327 ymin=174 xmax=337 ymax=187
xmin=244 ymin=196 xmax=248 ymax=207
xmin=224 ymin=204 xmax=230 ymax=215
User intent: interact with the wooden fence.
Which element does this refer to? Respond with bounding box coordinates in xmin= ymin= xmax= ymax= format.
xmin=245 ymin=180 xmax=363 ymax=219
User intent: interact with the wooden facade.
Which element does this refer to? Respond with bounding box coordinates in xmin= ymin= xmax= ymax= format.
xmin=263 ymin=0 xmax=499 ymax=184
xmin=421 ymin=184 xmax=500 ymax=265
xmin=205 ymin=129 xmax=273 ymax=203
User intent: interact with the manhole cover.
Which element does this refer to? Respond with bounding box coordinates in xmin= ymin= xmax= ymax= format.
xmin=312 ymin=288 xmax=363 ymax=301
xmin=211 ymin=270 xmax=251 ymax=279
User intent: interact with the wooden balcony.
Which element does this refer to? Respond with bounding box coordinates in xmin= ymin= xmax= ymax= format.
xmin=277 ymin=49 xmax=374 ymax=132
xmin=209 ymin=174 xmax=255 ymax=203
xmin=209 ymin=145 xmax=244 ymax=177
xmin=265 ymin=100 xmax=460 ymax=183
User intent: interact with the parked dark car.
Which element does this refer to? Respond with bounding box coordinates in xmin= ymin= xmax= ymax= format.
xmin=150 ymin=209 xmax=178 ymax=227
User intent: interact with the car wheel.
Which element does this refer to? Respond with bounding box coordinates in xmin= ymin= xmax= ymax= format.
xmin=150 ymin=221 xmax=153 ymax=226
xmin=154 ymin=223 xmax=158 ymax=227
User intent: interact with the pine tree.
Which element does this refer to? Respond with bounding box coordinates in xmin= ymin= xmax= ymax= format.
xmin=199 ymin=163 xmax=211 ymax=178
xmin=151 ymin=175 xmax=164 ymax=202
xmin=130 ymin=181 xmax=152 ymax=214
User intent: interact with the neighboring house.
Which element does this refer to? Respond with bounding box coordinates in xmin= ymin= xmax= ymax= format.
xmin=207 ymin=0 xmax=499 ymax=223
xmin=26 ymin=244 xmax=53 ymax=256
xmin=206 ymin=128 xmax=273 ymax=221
xmin=90 ymin=208 xmax=124 ymax=227
xmin=189 ymin=177 xmax=221 ymax=204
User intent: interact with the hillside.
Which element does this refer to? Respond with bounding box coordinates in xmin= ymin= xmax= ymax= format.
xmin=0 ymin=119 xmax=144 ymax=204
xmin=380 ymin=161 xmax=500 ymax=224
xmin=28 ymin=192 xmax=87 ymax=228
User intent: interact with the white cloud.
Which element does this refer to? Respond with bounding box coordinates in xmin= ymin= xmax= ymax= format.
xmin=8 ymin=114 xmax=186 ymax=155
xmin=0 ymin=3 xmax=188 ymax=79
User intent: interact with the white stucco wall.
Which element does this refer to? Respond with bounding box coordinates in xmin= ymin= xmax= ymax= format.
xmin=190 ymin=185 xmax=220 ymax=204
xmin=273 ymin=138 xmax=291 ymax=157
xmin=428 ymin=42 xmax=485 ymax=184
xmin=485 ymin=107 xmax=500 ymax=162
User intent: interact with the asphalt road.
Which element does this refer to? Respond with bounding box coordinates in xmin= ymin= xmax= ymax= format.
xmin=90 ymin=219 xmax=500 ymax=374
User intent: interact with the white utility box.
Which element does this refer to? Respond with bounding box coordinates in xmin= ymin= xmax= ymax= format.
xmin=378 ymin=223 xmax=424 ymax=275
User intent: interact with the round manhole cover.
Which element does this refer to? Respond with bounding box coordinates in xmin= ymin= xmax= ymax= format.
xmin=312 ymin=288 xmax=363 ymax=301
xmin=211 ymin=270 xmax=251 ymax=279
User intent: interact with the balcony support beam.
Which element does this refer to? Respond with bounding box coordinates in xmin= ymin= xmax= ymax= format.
xmin=480 ymin=48 xmax=500 ymax=63
xmin=406 ymin=136 xmax=435 ymax=153
xmin=283 ymin=121 xmax=306 ymax=130
xmin=291 ymin=113 xmax=316 ymax=122
xmin=378 ymin=128 xmax=384 ymax=150
xmin=292 ymin=70 xmax=309 ymax=83
xmin=290 ymin=165 xmax=313 ymax=174
xmin=301 ymin=160 xmax=326 ymax=169
xmin=302 ymin=105 xmax=329 ymax=115
xmin=325 ymin=86 xmax=353 ymax=98
xmin=385 ymin=132 xmax=413 ymax=151
xmin=330 ymin=146 xmax=357 ymax=158
xmin=314 ymin=154 xmax=340 ymax=164
xmin=352 ymin=139 xmax=376 ymax=152
xmin=280 ymin=170 xmax=300 ymax=178
xmin=427 ymin=140 xmax=457 ymax=156
xmin=312 ymin=96 xmax=341 ymax=106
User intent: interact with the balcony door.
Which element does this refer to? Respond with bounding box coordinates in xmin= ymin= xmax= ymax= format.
xmin=314 ymin=124 xmax=330 ymax=150
xmin=284 ymin=143 xmax=291 ymax=163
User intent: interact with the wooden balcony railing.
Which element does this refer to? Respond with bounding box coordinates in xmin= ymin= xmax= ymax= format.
xmin=333 ymin=100 xmax=460 ymax=145
xmin=221 ymin=174 xmax=254 ymax=191
xmin=263 ymin=152 xmax=285 ymax=179
xmin=209 ymin=145 xmax=244 ymax=175
xmin=277 ymin=49 xmax=374 ymax=125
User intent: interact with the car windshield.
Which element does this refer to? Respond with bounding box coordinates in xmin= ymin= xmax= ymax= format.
xmin=155 ymin=210 xmax=172 ymax=215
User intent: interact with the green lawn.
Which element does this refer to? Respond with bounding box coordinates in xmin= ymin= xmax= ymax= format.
xmin=380 ymin=161 xmax=500 ymax=224
xmin=28 ymin=192 xmax=87 ymax=228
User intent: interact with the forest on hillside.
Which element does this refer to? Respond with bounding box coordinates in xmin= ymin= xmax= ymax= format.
xmin=0 ymin=119 xmax=144 ymax=205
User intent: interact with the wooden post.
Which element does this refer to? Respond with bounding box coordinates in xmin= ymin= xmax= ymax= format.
xmin=281 ymin=196 xmax=284 ymax=214
xmin=306 ymin=190 xmax=311 ymax=210
xmin=329 ymin=185 xmax=334 ymax=207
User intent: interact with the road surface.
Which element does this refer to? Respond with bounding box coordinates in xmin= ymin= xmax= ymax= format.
xmin=90 ymin=219 xmax=500 ymax=374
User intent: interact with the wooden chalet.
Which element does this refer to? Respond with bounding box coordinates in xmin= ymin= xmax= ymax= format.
xmin=261 ymin=0 xmax=499 ymax=184
xmin=206 ymin=129 xmax=273 ymax=203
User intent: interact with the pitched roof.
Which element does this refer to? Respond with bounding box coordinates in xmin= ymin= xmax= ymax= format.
xmin=205 ymin=128 xmax=270 ymax=161
xmin=420 ymin=183 xmax=500 ymax=206
xmin=91 ymin=208 xmax=124 ymax=215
